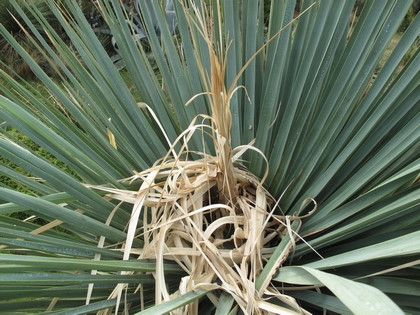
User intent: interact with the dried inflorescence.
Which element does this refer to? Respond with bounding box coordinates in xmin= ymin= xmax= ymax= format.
xmin=94 ymin=2 xmax=311 ymax=313
xmin=96 ymin=112 xmax=307 ymax=314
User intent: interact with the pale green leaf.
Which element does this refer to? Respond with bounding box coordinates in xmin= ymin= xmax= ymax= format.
xmin=276 ymin=266 xmax=403 ymax=315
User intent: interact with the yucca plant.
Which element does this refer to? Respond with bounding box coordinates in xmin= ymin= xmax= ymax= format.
xmin=0 ymin=0 xmax=419 ymax=314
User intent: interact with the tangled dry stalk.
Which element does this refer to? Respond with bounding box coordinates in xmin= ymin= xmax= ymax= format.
xmin=99 ymin=117 xmax=309 ymax=314
xmin=92 ymin=2 xmax=317 ymax=314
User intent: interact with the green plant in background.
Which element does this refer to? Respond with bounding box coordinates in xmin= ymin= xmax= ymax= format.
xmin=0 ymin=0 xmax=63 ymax=78
xmin=0 ymin=0 xmax=111 ymax=78
xmin=403 ymin=35 xmax=420 ymax=66
xmin=107 ymin=0 xmax=178 ymax=69
xmin=399 ymin=5 xmax=416 ymax=32
xmin=0 ymin=0 xmax=419 ymax=314
xmin=77 ymin=0 xmax=115 ymax=55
